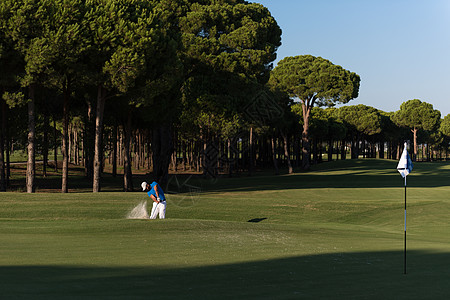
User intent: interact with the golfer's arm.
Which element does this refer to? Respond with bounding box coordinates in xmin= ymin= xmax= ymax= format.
xmin=154 ymin=186 xmax=160 ymax=199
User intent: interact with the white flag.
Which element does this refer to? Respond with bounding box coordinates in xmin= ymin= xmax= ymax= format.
xmin=397 ymin=142 xmax=413 ymax=178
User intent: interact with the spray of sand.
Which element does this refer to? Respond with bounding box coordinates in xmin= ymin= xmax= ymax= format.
xmin=126 ymin=201 xmax=149 ymax=219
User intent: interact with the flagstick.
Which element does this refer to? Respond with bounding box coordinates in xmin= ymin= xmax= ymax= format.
xmin=404 ymin=175 xmax=407 ymax=275
xmin=397 ymin=142 xmax=412 ymax=275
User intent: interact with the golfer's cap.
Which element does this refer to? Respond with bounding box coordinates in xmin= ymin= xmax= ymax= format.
xmin=141 ymin=182 xmax=148 ymax=191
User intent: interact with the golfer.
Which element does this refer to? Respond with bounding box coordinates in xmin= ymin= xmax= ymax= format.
xmin=141 ymin=181 xmax=166 ymax=219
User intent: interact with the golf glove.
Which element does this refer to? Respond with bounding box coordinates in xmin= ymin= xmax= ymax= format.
xmin=157 ymin=197 xmax=161 ymax=202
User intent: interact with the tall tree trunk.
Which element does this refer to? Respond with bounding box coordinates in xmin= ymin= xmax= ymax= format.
xmin=281 ymin=131 xmax=293 ymax=174
xmin=227 ymin=138 xmax=233 ymax=177
xmin=141 ymin=132 xmax=145 ymax=169
xmin=133 ymin=132 xmax=138 ymax=170
xmin=182 ymin=141 xmax=187 ymax=172
xmin=0 ymin=97 xmax=6 ymax=191
xmin=26 ymin=85 xmax=36 ymax=193
xmin=53 ymin=117 xmax=58 ymax=172
xmin=327 ymin=139 xmax=333 ymax=162
xmin=294 ymin=135 xmax=300 ymax=168
xmin=379 ymin=141 xmax=385 ymax=159
xmin=351 ymin=135 xmax=360 ymax=159
xmin=147 ymin=134 xmax=151 ymax=170
xmin=412 ymin=127 xmax=418 ymax=162
xmin=195 ymin=141 xmax=200 ymax=172
xmin=249 ymin=127 xmax=253 ymax=176
xmin=340 ymin=140 xmax=346 ymax=160
xmin=362 ymin=139 xmax=366 ymax=158
xmin=152 ymin=124 xmax=173 ymax=186
xmin=74 ymin=127 xmax=79 ymax=165
xmin=422 ymin=143 xmax=426 ymax=162
xmin=123 ymin=110 xmax=133 ymax=191
xmin=386 ymin=141 xmax=390 ymax=159
xmin=81 ymin=129 xmax=85 ymax=166
xmin=42 ymin=113 xmax=49 ymax=177
xmin=271 ymin=137 xmax=279 ymax=175
xmin=93 ymin=85 xmax=106 ymax=192
xmin=61 ymin=84 xmax=70 ymax=193
xmin=5 ymin=119 xmax=10 ymax=186
xmin=118 ymin=129 xmax=123 ymax=166
xmin=318 ymin=140 xmax=323 ymax=163
xmin=68 ymin=124 xmax=72 ymax=163
xmin=201 ymin=135 xmax=207 ymax=176
xmin=189 ymin=142 xmax=193 ymax=171
xmin=351 ymin=139 xmax=356 ymax=159
xmin=84 ymin=101 xmax=95 ymax=178
xmin=301 ymin=103 xmax=311 ymax=170
xmin=112 ymin=123 xmax=118 ymax=177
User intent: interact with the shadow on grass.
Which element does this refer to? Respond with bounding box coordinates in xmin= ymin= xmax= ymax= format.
xmin=2 ymin=250 xmax=450 ymax=299
xmin=247 ymin=217 xmax=267 ymax=223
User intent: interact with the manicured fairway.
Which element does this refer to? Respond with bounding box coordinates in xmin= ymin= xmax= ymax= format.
xmin=1 ymin=159 xmax=450 ymax=299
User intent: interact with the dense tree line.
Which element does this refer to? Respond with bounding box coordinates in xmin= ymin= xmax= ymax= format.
xmin=0 ymin=1 xmax=449 ymax=193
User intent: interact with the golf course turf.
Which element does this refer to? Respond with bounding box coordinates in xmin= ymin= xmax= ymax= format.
xmin=1 ymin=159 xmax=450 ymax=299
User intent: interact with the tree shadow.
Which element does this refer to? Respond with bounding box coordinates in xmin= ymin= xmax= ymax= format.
xmin=2 ymin=250 xmax=450 ymax=299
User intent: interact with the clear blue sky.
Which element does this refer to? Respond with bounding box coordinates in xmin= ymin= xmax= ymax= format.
xmin=250 ymin=0 xmax=450 ymax=116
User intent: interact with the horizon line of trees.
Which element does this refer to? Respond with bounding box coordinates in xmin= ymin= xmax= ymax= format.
xmin=1 ymin=0 xmax=449 ymax=193
xmin=2 ymin=98 xmax=449 ymax=189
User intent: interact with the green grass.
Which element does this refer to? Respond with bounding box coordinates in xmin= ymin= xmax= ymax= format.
xmin=9 ymin=150 xmax=63 ymax=163
xmin=2 ymin=159 xmax=450 ymax=299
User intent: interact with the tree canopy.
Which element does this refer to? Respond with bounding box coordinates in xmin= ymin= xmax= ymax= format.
xmin=440 ymin=114 xmax=450 ymax=137
xmin=336 ymin=105 xmax=382 ymax=136
xmin=392 ymin=99 xmax=440 ymax=160
xmin=1 ymin=1 xmax=450 ymax=193
xmin=268 ymin=55 xmax=360 ymax=170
